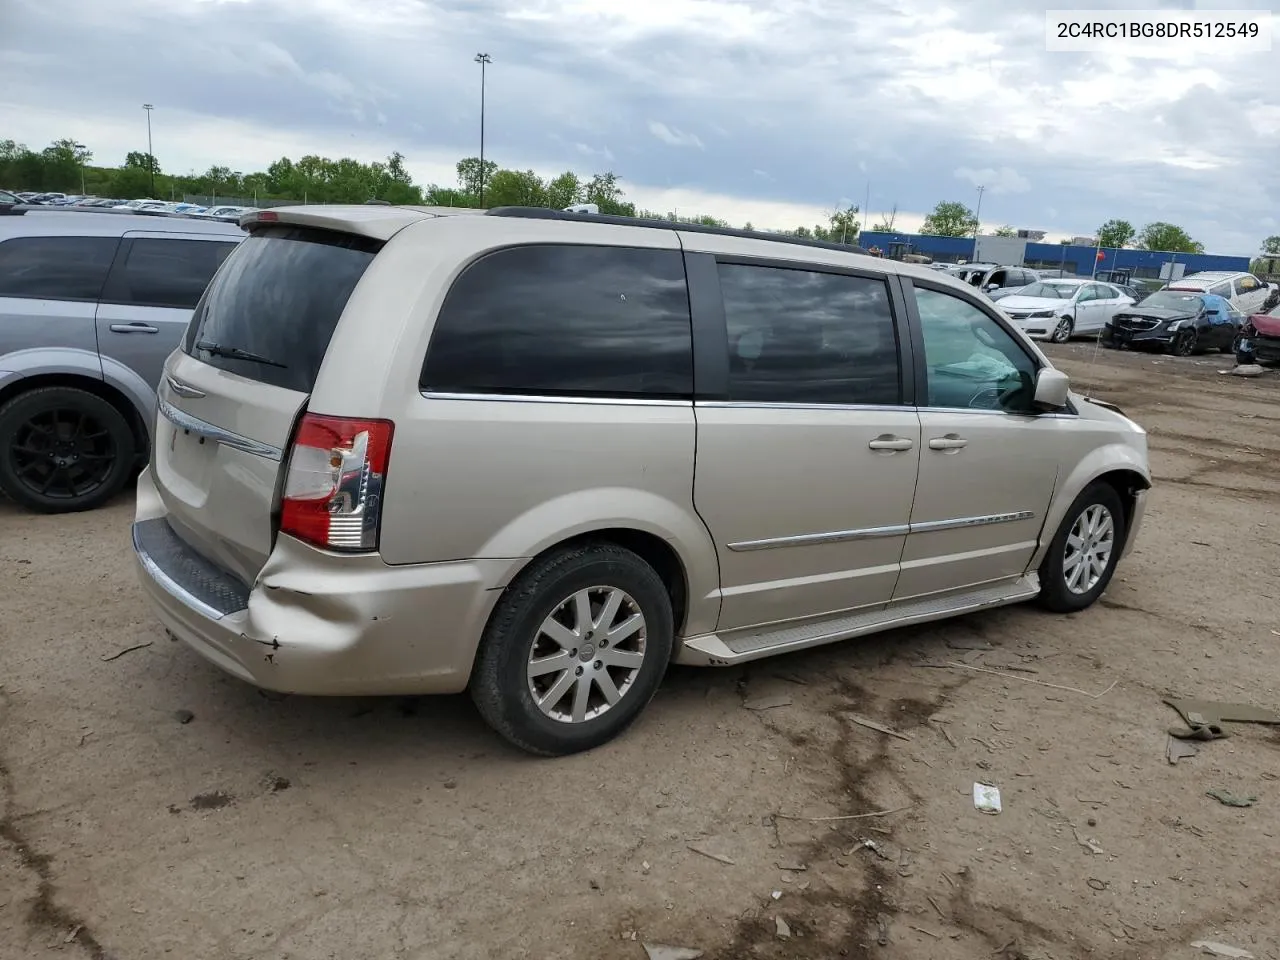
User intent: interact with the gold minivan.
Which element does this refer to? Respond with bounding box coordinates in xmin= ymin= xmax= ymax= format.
xmin=133 ymin=205 xmax=1150 ymax=755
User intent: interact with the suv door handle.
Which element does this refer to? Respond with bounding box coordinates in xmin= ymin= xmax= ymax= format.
xmin=109 ymin=322 xmax=159 ymax=334
xmin=868 ymin=435 xmax=914 ymax=452
xmin=928 ymin=436 xmax=969 ymax=450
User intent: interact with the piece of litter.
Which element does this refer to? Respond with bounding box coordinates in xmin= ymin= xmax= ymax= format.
xmin=844 ymin=712 xmax=912 ymax=742
xmin=910 ymin=924 xmax=942 ymax=940
xmin=775 ymin=917 xmax=791 ymax=939
xmin=1087 ymin=878 xmax=1108 ymax=891
xmin=643 ymin=945 xmax=704 ymax=960
xmin=641 ymin=861 xmax=651 ymax=873
xmin=775 ymin=859 xmax=806 ymax=872
xmin=771 ymin=890 xmax=782 ymax=900
xmin=973 ymin=783 xmax=1002 ymax=814
xmin=1206 ymin=789 xmax=1257 ymax=808
xmin=1074 ymin=829 xmax=1103 ymax=855
xmin=64 ymin=926 xmax=82 ymax=944
xmin=877 ymin=913 xmax=890 ymax=946
xmin=101 ymin=641 xmax=153 ymax=662
xmin=1166 ymin=736 xmax=1199 ymax=765
xmin=1190 ymin=941 xmax=1254 ymax=959
xmin=687 ymin=843 xmax=735 ymax=866
xmin=744 ymin=694 xmax=793 ymax=711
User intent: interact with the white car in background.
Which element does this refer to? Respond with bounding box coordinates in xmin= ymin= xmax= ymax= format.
xmin=1166 ymin=271 xmax=1273 ymax=316
xmin=999 ymin=279 xmax=1134 ymax=343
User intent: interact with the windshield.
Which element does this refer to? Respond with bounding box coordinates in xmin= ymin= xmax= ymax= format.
xmin=183 ymin=224 xmax=382 ymax=393
xmin=1017 ymin=282 xmax=1076 ymax=299
xmin=1139 ymin=291 xmax=1205 ymax=311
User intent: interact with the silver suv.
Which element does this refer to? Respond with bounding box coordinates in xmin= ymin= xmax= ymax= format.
xmin=132 ymin=205 xmax=1151 ymax=755
xmin=0 ymin=210 xmax=243 ymax=511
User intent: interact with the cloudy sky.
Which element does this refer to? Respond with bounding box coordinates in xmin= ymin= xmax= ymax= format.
xmin=2 ymin=0 xmax=1277 ymax=253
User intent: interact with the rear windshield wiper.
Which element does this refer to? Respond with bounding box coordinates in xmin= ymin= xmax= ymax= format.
xmin=194 ymin=340 xmax=288 ymax=369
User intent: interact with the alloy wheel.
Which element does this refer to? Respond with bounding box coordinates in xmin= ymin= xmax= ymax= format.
xmin=6 ymin=408 xmax=118 ymax=501
xmin=1052 ymin=317 xmax=1073 ymax=343
xmin=1174 ymin=329 xmax=1197 ymax=356
xmin=526 ymin=586 xmax=648 ymax=724
xmin=1062 ymin=504 xmax=1115 ymax=595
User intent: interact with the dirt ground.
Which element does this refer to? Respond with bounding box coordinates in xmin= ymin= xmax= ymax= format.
xmin=2 ymin=343 xmax=1278 ymax=960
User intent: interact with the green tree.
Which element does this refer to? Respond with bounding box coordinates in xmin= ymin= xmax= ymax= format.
xmin=545 ymin=172 xmax=582 ymax=210
xmin=124 ymin=151 xmax=160 ymax=175
xmin=1096 ymin=219 xmax=1136 ymax=249
xmin=1136 ymin=222 xmax=1203 ymax=254
xmin=1262 ymin=235 xmax=1280 ymax=256
xmin=920 ymin=201 xmax=978 ymax=238
xmin=583 ymin=171 xmax=635 ymax=215
xmin=456 ymin=156 xmax=498 ymax=199
xmin=485 ymin=168 xmax=549 ymax=208
xmin=826 ymin=205 xmax=861 ymax=244
xmin=992 ymin=224 xmax=1016 ymax=238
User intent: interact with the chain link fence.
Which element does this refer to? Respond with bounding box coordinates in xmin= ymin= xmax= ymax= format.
xmin=182 ymin=194 xmax=300 ymax=209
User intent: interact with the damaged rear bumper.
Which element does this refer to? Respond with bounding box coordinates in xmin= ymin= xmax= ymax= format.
xmin=132 ymin=469 xmax=514 ymax=696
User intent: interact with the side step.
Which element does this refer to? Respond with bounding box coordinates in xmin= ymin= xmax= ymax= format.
xmin=674 ymin=575 xmax=1040 ymax=667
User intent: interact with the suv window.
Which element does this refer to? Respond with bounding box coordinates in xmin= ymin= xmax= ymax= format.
xmin=103 ymin=237 xmax=237 ymax=310
xmin=183 ymin=225 xmax=381 ymax=394
xmin=718 ymin=263 xmax=900 ymax=405
xmin=421 ymin=244 xmax=693 ymax=399
xmin=914 ymin=287 xmax=1038 ymax=413
xmin=0 ymin=236 xmax=118 ymax=301
xmin=1236 ymin=275 xmax=1260 ymax=294
xmin=1209 ymin=281 xmax=1233 ymax=299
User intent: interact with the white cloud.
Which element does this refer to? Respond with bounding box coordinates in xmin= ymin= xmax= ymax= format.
xmin=954 ymin=166 xmax=1032 ymax=196
xmin=646 ymin=121 xmax=704 ymax=149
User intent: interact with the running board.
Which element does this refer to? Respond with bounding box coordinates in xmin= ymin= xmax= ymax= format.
xmin=674 ymin=575 xmax=1041 ymax=667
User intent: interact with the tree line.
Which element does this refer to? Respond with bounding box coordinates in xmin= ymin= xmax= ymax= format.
xmin=3 ymin=136 xmax=1265 ymax=260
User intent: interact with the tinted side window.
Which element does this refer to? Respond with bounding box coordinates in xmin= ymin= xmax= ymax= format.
xmin=104 ymin=238 xmax=237 ymax=309
xmin=1210 ymin=281 xmax=1232 ymax=298
xmin=0 ymin=236 xmax=118 ymax=301
xmin=914 ymin=287 xmax=1038 ymax=413
xmin=717 ymin=263 xmax=900 ymax=405
xmin=422 ymin=245 xmax=692 ymax=399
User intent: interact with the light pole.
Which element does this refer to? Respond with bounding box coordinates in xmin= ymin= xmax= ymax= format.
xmin=973 ymin=184 xmax=984 ymax=238
xmin=73 ymin=142 xmax=87 ymax=195
xmin=474 ymin=53 xmax=491 ymax=207
xmin=142 ymin=104 xmax=155 ymax=197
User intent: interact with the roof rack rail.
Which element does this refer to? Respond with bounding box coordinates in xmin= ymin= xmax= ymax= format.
xmin=484 ymin=206 xmax=869 ymax=256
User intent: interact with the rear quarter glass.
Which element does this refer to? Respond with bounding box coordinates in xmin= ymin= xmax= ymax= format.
xmin=183 ymin=225 xmax=383 ymax=393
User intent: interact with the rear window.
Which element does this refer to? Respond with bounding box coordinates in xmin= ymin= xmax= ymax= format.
xmin=183 ymin=225 xmax=381 ymax=393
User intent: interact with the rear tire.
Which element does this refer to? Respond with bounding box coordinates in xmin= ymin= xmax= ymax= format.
xmin=0 ymin=387 xmax=135 ymax=513
xmin=1037 ymin=482 xmax=1126 ymax=613
xmin=470 ymin=542 xmax=674 ymax=756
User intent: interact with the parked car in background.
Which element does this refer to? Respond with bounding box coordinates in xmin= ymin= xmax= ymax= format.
xmin=1102 ymin=291 xmax=1242 ymax=355
xmin=0 ymin=190 xmax=21 ymax=215
xmin=0 ymin=211 xmax=243 ymax=512
xmin=999 ymin=279 xmax=1134 ymax=342
xmin=1239 ymin=312 xmax=1280 ymax=364
xmin=131 ymin=204 xmax=1150 ymax=756
xmin=1168 ymin=271 xmax=1272 ymax=316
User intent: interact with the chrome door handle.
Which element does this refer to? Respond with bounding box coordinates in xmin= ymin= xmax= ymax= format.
xmin=928 ymin=436 xmax=969 ymax=450
xmin=868 ymin=435 xmax=914 ymax=451
xmin=109 ymin=322 xmax=159 ymax=334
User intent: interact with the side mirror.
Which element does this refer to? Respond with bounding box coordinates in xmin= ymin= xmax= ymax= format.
xmin=1033 ymin=368 xmax=1070 ymax=411
xmin=985 ymin=283 xmax=999 ymax=292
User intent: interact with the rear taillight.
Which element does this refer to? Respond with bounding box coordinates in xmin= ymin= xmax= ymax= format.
xmin=280 ymin=414 xmax=394 ymax=552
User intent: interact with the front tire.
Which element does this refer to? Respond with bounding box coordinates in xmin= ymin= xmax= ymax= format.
xmin=1051 ymin=316 xmax=1074 ymax=343
xmin=0 ymin=387 xmax=136 ymax=513
xmin=1037 ymin=482 xmax=1126 ymax=613
xmin=470 ymin=542 xmax=674 ymax=756
xmin=1170 ymin=328 xmax=1198 ymax=356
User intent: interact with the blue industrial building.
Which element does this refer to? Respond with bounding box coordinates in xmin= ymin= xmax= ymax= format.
xmin=859 ymin=231 xmax=1250 ymax=279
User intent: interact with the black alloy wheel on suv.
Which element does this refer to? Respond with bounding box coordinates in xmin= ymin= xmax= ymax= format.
xmin=0 ymin=386 xmax=136 ymax=512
